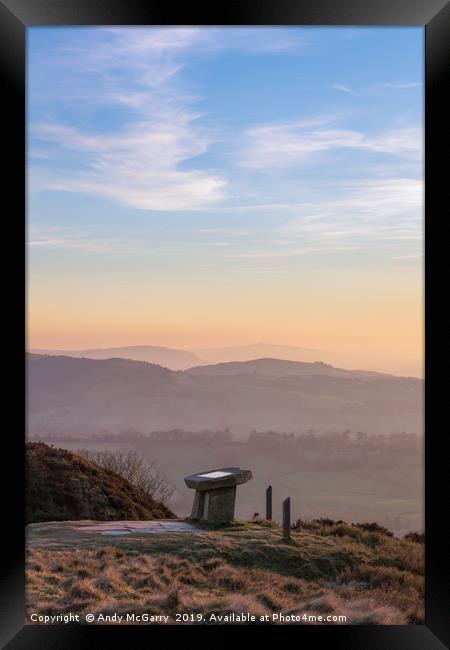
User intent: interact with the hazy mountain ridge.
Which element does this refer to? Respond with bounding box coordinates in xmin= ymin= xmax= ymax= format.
xmin=29 ymin=342 xmax=422 ymax=377
xmin=186 ymin=358 xmax=393 ymax=379
xmin=29 ymin=345 xmax=205 ymax=370
xmin=191 ymin=342 xmax=328 ymax=364
xmin=27 ymin=354 xmax=423 ymax=436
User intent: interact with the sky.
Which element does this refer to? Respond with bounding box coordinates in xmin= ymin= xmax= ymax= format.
xmin=27 ymin=27 xmax=424 ymax=376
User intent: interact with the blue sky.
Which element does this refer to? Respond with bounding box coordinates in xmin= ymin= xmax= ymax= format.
xmin=27 ymin=27 xmax=424 ymax=374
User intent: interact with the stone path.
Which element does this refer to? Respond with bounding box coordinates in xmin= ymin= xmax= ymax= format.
xmin=76 ymin=520 xmax=204 ymax=536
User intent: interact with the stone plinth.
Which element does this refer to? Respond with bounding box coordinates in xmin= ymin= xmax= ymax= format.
xmin=184 ymin=467 xmax=252 ymax=525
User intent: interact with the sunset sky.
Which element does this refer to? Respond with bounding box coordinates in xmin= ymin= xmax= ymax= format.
xmin=27 ymin=27 xmax=423 ymax=376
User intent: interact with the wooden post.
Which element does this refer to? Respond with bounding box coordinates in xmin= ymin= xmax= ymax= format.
xmin=266 ymin=485 xmax=272 ymax=520
xmin=282 ymin=497 xmax=291 ymax=540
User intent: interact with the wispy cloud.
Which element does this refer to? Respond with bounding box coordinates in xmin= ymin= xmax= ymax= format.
xmin=331 ymin=83 xmax=354 ymax=94
xmin=375 ymin=82 xmax=422 ymax=89
xmin=27 ymin=226 xmax=155 ymax=254
xmin=183 ymin=174 xmax=423 ymax=269
xmin=106 ymin=26 xmax=309 ymax=56
xmin=240 ymin=117 xmax=422 ymax=169
xmin=29 ymin=27 xmax=316 ymax=211
xmin=339 ymin=29 xmax=360 ymax=40
xmin=32 ymin=112 xmax=227 ymax=210
xmin=332 ymin=81 xmax=422 ymax=96
xmin=214 ymin=178 xmax=423 ymax=261
xmin=29 ymin=28 xmax=230 ymax=211
xmin=390 ymin=252 xmax=423 ymax=261
xmin=278 ymin=178 xmax=423 ymax=250
xmin=28 ymin=237 xmax=112 ymax=252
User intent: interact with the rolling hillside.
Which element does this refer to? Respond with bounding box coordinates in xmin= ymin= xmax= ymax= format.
xmin=192 ymin=342 xmax=329 ymax=364
xmin=29 ymin=345 xmax=205 ymax=370
xmin=186 ymin=358 xmax=390 ymax=378
xmin=26 ymin=442 xmax=174 ymax=524
xmin=27 ymin=354 xmax=423 ymax=436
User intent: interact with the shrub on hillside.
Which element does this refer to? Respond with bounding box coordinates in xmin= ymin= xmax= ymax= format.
xmin=403 ymin=531 xmax=425 ymax=544
xmin=292 ymin=518 xmax=395 ymax=540
xmin=353 ymin=521 xmax=394 ymax=537
xmin=77 ymin=448 xmax=173 ymax=505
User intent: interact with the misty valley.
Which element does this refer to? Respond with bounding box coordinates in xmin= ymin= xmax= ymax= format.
xmin=34 ymin=434 xmax=422 ymax=535
xmin=27 ymin=352 xmax=423 ymax=535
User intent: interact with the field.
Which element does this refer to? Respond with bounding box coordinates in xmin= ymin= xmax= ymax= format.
xmin=52 ymin=438 xmax=423 ymax=535
xmin=26 ymin=519 xmax=424 ymax=625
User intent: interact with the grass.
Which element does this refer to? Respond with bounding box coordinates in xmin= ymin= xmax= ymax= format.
xmin=26 ymin=519 xmax=424 ymax=625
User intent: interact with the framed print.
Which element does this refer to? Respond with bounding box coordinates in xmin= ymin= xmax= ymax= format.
xmin=1 ymin=0 xmax=449 ymax=648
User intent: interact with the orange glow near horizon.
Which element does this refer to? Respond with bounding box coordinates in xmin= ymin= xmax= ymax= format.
xmin=27 ymin=260 xmax=423 ymax=377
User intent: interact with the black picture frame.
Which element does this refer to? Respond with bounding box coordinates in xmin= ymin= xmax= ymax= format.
xmin=1 ymin=0 xmax=448 ymax=647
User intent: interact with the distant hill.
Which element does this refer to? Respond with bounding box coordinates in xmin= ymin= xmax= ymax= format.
xmin=29 ymin=345 xmax=205 ymax=370
xmin=192 ymin=342 xmax=330 ymax=364
xmin=26 ymin=442 xmax=175 ymax=524
xmin=186 ymin=358 xmax=390 ymax=379
xmin=191 ymin=343 xmax=422 ymax=377
xmin=27 ymin=354 xmax=423 ymax=436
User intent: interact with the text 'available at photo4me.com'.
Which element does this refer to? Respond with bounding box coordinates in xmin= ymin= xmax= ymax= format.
xmin=28 ymin=611 xmax=349 ymax=624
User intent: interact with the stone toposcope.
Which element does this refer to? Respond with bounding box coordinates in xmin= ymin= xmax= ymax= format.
xmin=184 ymin=467 xmax=253 ymax=525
